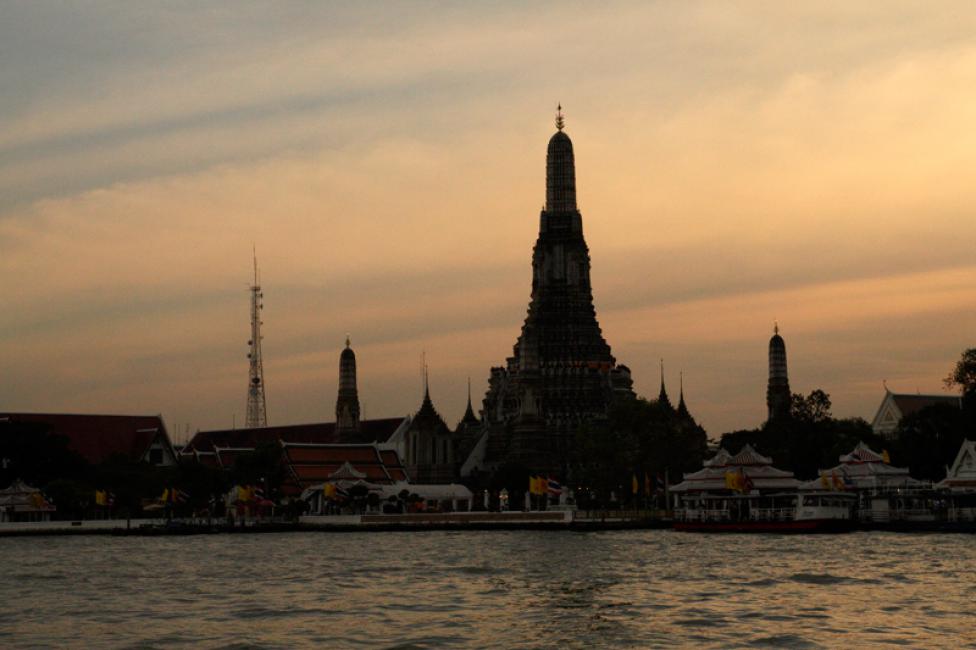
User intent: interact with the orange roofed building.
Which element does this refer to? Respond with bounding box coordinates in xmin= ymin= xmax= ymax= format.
xmin=280 ymin=442 xmax=409 ymax=495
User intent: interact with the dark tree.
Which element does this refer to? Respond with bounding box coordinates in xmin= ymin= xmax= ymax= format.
xmin=721 ymin=388 xmax=881 ymax=480
xmin=890 ymin=403 xmax=969 ymax=481
xmin=0 ymin=421 xmax=89 ymax=488
xmin=572 ymin=396 xmax=707 ymax=506
xmin=944 ymin=347 xmax=976 ymax=397
xmin=790 ymin=389 xmax=832 ymax=423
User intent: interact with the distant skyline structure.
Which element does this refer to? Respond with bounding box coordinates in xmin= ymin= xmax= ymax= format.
xmin=477 ymin=109 xmax=635 ymax=477
xmin=244 ymin=251 xmax=268 ymax=429
xmin=766 ymin=323 xmax=791 ymax=421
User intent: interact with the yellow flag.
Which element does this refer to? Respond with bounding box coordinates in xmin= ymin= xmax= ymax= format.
xmin=632 ymin=474 xmax=639 ymax=495
xmin=161 ymin=488 xmax=170 ymax=502
xmin=725 ymin=471 xmax=736 ymax=490
xmin=832 ymin=471 xmax=844 ymax=491
xmin=882 ymin=449 xmax=891 ymax=464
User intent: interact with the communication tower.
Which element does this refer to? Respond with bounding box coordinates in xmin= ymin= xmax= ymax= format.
xmin=245 ymin=249 xmax=268 ymax=428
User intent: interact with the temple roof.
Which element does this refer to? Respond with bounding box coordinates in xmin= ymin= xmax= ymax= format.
xmin=938 ymin=439 xmax=976 ymax=491
xmin=0 ymin=412 xmax=173 ymax=466
xmin=183 ymin=417 xmax=407 ymax=455
xmin=280 ymin=442 xmax=409 ymax=492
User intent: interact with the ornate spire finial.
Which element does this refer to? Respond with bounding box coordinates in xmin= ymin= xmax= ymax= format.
xmin=680 ymin=371 xmax=684 ymax=398
xmin=345 ymin=333 xmax=350 ymax=348
xmin=555 ymin=103 xmax=564 ymax=131
xmin=774 ymin=321 xmax=779 ymax=335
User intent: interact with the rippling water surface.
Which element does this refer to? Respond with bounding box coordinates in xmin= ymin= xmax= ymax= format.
xmin=1 ymin=530 xmax=974 ymax=648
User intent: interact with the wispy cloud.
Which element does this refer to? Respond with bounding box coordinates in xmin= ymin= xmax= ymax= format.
xmin=2 ymin=3 xmax=974 ymax=438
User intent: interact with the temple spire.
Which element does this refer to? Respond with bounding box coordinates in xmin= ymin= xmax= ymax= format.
xmin=767 ymin=324 xmax=791 ymax=421
xmin=545 ymin=106 xmax=577 ymax=214
xmin=677 ymin=371 xmax=691 ymax=419
xmin=336 ymin=336 xmax=361 ymax=438
xmin=658 ymin=359 xmax=673 ymax=409
xmin=460 ymin=376 xmax=479 ymax=425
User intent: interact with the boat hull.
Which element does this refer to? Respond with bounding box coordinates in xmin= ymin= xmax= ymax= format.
xmin=674 ymin=518 xmax=853 ymax=533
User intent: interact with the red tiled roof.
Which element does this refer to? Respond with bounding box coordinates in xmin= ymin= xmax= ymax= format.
xmin=286 ymin=446 xmax=379 ymax=463
xmin=281 ymin=442 xmax=399 ymax=487
xmin=184 ymin=417 xmax=406 ymax=454
xmin=0 ymin=413 xmax=171 ymax=465
xmin=184 ymin=422 xmax=338 ymax=454
xmin=354 ymin=417 xmax=408 ymax=443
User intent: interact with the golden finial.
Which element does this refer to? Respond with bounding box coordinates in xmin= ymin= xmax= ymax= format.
xmin=774 ymin=321 xmax=779 ymax=335
xmin=556 ymin=103 xmax=564 ymax=131
xmin=345 ymin=334 xmax=350 ymax=348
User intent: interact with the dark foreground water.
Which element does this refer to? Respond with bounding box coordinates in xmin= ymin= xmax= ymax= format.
xmin=1 ymin=530 xmax=974 ymax=648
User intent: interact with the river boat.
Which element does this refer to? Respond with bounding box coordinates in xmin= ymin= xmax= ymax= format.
xmin=673 ymin=491 xmax=856 ymax=533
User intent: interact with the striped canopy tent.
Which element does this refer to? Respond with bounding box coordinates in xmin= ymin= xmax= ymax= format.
xmin=670 ymin=444 xmax=800 ymax=494
xmin=0 ymin=480 xmax=56 ymax=521
xmin=798 ymin=442 xmax=924 ymax=491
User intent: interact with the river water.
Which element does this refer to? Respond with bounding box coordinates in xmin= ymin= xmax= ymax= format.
xmin=1 ymin=530 xmax=973 ymax=648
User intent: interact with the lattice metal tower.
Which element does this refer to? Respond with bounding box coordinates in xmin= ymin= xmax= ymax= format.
xmin=245 ymin=249 xmax=268 ymax=428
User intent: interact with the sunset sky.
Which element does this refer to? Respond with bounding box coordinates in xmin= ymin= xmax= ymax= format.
xmin=3 ymin=2 xmax=975 ymax=442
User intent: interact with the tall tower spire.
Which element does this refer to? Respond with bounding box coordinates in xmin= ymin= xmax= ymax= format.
xmin=245 ymin=248 xmax=268 ymax=428
xmin=767 ymin=323 xmax=791 ymax=421
xmin=336 ymin=335 xmax=361 ymax=438
xmin=545 ymin=106 xmax=577 ymax=215
xmin=477 ymin=114 xmax=634 ymax=477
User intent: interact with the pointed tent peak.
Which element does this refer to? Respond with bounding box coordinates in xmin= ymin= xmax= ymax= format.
xmin=883 ymin=379 xmax=889 ymax=393
xmin=704 ymin=448 xmax=733 ymax=467
xmin=730 ymin=444 xmax=773 ymax=466
xmin=555 ymin=103 xmax=564 ymax=131
xmin=840 ymin=442 xmax=884 ymax=465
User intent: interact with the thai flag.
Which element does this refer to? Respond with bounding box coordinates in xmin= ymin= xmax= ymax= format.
xmin=546 ymin=477 xmax=562 ymax=496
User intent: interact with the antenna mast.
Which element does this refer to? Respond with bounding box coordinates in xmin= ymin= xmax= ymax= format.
xmin=245 ymin=248 xmax=268 ymax=428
